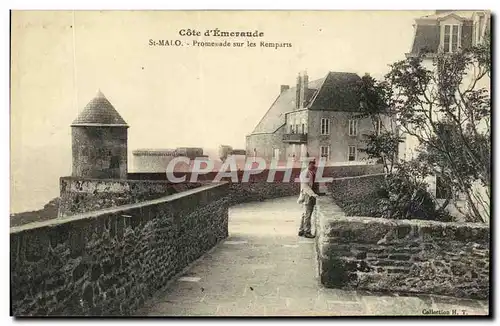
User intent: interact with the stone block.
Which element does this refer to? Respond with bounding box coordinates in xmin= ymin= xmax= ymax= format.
xmin=23 ymin=231 xmax=49 ymax=263
xmin=73 ymin=261 xmax=89 ymax=281
xmin=387 ymin=253 xmax=412 ymax=261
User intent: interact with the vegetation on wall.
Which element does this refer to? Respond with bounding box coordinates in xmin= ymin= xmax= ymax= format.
xmin=356 ymin=35 xmax=490 ymax=223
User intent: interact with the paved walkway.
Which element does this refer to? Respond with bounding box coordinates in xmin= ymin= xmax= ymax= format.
xmin=137 ymin=196 xmax=489 ymax=316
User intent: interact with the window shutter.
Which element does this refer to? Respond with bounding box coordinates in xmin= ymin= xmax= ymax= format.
xmin=461 ymin=21 xmax=473 ymax=50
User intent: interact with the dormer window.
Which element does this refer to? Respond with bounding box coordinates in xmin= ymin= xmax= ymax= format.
xmin=442 ymin=24 xmax=460 ymax=53
xmin=408 ymin=12 xmax=489 ymax=59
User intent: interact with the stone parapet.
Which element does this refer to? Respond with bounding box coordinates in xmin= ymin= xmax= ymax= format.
xmin=10 ymin=183 xmax=229 ymax=316
xmin=314 ymin=197 xmax=490 ymax=300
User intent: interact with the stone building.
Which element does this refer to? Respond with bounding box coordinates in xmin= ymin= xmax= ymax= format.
xmin=218 ymin=146 xmax=246 ymax=169
xmin=226 ymin=149 xmax=246 ymax=170
xmin=71 ymin=90 xmax=129 ymax=179
xmin=246 ymin=71 xmax=390 ymax=164
xmin=131 ymin=149 xmax=179 ymax=173
xmin=131 ymin=148 xmax=207 ymax=173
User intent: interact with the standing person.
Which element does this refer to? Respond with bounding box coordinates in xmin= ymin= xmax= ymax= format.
xmin=298 ymin=158 xmax=319 ymax=238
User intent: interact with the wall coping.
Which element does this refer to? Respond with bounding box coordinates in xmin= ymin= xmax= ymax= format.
xmin=330 ymin=173 xmax=387 ymax=181
xmin=60 ymin=176 xmax=211 ymax=185
xmin=10 ymin=182 xmax=228 ymax=234
xmin=316 ymin=196 xmax=489 ymax=231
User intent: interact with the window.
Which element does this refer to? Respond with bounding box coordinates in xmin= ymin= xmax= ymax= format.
xmin=273 ymin=148 xmax=280 ymax=159
xmin=375 ymin=118 xmax=383 ymax=135
xmin=301 ymin=123 xmax=305 ymax=134
xmin=321 ymin=118 xmax=330 ymax=135
xmin=300 ymin=144 xmax=307 ymax=158
xmin=320 ymin=146 xmax=330 ymax=161
xmin=443 ymin=24 xmax=460 ymax=53
xmin=348 ymin=119 xmax=358 ymax=136
xmin=348 ymin=145 xmax=356 ymax=161
xmin=109 ymin=155 xmax=120 ymax=169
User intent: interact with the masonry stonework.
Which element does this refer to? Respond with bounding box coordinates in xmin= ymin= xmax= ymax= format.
xmin=328 ymin=173 xmax=386 ymax=216
xmin=129 ymin=165 xmax=383 ymax=205
xmin=307 ymin=111 xmax=392 ymax=162
xmin=10 ymin=164 xmax=389 ymax=316
xmin=315 ymin=197 xmax=490 ymax=300
xmin=10 ymin=183 xmax=229 ymax=316
xmin=219 ymin=165 xmax=384 ymax=205
xmin=58 ymin=177 xmax=203 ymax=218
xmin=72 ymin=127 xmax=128 ymax=180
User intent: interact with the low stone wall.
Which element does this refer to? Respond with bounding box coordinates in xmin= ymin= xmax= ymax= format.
xmin=328 ymin=173 xmax=386 ymax=216
xmin=128 ymin=164 xmax=384 ymax=207
xmin=223 ymin=166 xmax=382 ymax=206
xmin=314 ymin=197 xmax=490 ymax=300
xmin=58 ymin=177 xmax=203 ymax=217
xmin=329 ymin=173 xmax=386 ymax=203
xmin=10 ymin=183 xmax=229 ymax=316
xmin=127 ymin=164 xmax=384 ymax=181
xmin=227 ymin=181 xmax=300 ymax=206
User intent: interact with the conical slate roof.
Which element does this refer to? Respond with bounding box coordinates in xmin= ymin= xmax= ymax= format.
xmin=71 ymin=90 xmax=128 ymax=127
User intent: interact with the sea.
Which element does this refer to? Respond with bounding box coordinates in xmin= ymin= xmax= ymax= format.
xmin=10 ymin=145 xmax=71 ymax=214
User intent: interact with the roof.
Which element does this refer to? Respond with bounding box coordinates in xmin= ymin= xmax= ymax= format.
xmin=308 ymin=72 xmax=362 ymax=111
xmin=408 ymin=11 xmax=486 ymax=56
xmin=132 ymin=149 xmax=178 ymax=156
xmin=132 ymin=147 xmax=205 ymax=158
xmin=71 ymin=90 xmax=128 ymax=127
xmin=409 ymin=24 xmax=441 ymax=55
xmin=229 ymin=149 xmax=246 ymax=156
xmin=417 ymin=11 xmax=477 ymax=21
xmin=250 ymin=76 xmax=325 ymax=134
xmin=250 ymin=72 xmax=362 ymax=134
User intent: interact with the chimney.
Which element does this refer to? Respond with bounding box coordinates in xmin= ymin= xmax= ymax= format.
xmin=296 ymin=73 xmax=302 ymax=110
xmin=281 ymin=85 xmax=290 ymax=93
xmin=301 ymin=71 xmax=309 ymax=108
xmin=302 ymin=71 xmax=309 ymax=89
xmin=295 ymin=71 xmax=309 ymax=110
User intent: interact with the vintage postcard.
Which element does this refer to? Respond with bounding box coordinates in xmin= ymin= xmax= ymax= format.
xmin=9 ymin=10 xmax=490 ymax=317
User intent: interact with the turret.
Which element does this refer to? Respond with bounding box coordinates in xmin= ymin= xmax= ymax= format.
xmin=71 ymin=90 xmax=129 ymax=179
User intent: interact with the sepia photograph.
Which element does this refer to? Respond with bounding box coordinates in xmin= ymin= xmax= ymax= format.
xmin=9 ymin=8 xmax=491 ymax=317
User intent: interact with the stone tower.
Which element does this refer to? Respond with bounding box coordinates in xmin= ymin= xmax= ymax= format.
xmin=71 ymin=90 xmax=129 ymax=179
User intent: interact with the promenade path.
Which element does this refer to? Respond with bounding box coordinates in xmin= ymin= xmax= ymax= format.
xmin=137 ymin=196 xmax=489 ymax=316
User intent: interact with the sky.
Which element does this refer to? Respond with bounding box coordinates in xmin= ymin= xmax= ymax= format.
xmin=10 ymin=10 xmax=431 ymax=212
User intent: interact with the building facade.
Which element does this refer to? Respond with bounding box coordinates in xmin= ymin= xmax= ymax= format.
xmin=246 ymin=71 xmax=390 ymax=165
xmin=404 ymin=10 xmax=491 ymax=159
xmin=404 ymin=10 xmax=491 ymax=221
